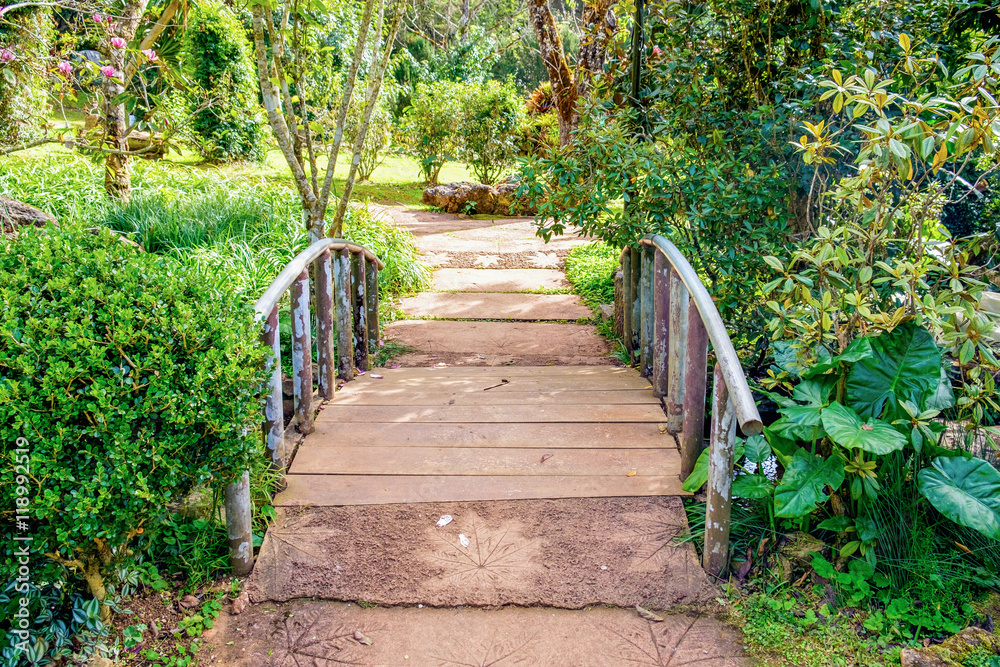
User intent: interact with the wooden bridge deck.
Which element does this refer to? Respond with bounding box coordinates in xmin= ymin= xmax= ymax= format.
xmin=275 ymin=365 xmax=687 ymax=507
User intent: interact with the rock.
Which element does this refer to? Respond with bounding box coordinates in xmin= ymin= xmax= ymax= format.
xmin=598 ymin=304 xmax=614 ymax=321
xmin=421 ymin=176 xmax=536 ymax=216
xmin=89 ymin=656 xmax=113 ymax=667
xmin=231 ymin=589 xmax=250 ymax=615
xmin=900 ymin=626 xmax=1000 ymax=666
xmin=1 ymin=197 xmax=56 ymax=237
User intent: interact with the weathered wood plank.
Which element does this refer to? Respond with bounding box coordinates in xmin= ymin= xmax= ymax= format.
xmin=301 ymin=422 xmax=676 ymax=449
xmin=342 ymin=376 xmax=655 ymax=392
xmin=356 ymin=365 xmax=645 ymax=378
xmin=290 ymin=446 xmax=680 ymax=476
xmin=275 ymin=473 xmax=689 ymax=506
xmin=316 ymin=404 xmax=666 ymax=424
xmin=333 ymin=389 xmax=660 ymax=406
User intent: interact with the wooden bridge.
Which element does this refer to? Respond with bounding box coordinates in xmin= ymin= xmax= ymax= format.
xmin=219 ymin=219 xmax=762 ymax=600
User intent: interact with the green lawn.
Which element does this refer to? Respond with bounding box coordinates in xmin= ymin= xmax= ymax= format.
xmin=26 ymin=120 xmax=475 ymax=208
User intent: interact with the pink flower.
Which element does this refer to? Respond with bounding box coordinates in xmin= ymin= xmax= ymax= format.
xmin=652 ymin=45 xmax=662 ymax=56
xmin=141 ymin=48 xmax=158 ymax=62
xmin=100 ymin=65 xmax=116 ymax=77
xmin=0 ymin=48 xmax=14 ymax=63
xmin=92 ymin=12 xmax=103 ymax=22
xmin=110 ymin=36 xmax=126 ymax=49
xmin=57 ymin=60 xmax=72 ymax=75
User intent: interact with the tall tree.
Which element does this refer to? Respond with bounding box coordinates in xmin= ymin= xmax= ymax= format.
xmin=250 ymin=0 xmax=402 ymax=239
xmin=528 ymin=0 xmax=617 ymax=145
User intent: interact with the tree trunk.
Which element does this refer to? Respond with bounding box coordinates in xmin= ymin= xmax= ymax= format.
xmin=102 ymin=0 xmax=149 ymax=200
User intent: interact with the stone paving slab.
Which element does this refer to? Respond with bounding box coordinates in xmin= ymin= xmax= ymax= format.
xmin=432 ymin=268 xmax=569 ymax=292
xmin=400 ymin=292 xmax=592 ymax=321
xmin=247 ymin=497 xmax=714 ymax=608
xmin=202 ymin=600 xmax=751 ymax=666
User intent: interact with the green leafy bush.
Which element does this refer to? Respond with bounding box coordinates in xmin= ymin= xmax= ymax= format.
xmin=0 ymin=225 xmax=269 ymax=607
xmin=182 ymin=1 xmax=266 ymax=162
xmin=458 ymin=79 xmax=524 ymax=185
xmin=0 ymin=6 xmax=53 ymax=147
xmin=402 ymin=81 xmax=462 ymax=184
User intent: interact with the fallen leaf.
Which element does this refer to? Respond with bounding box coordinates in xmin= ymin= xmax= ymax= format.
xmin=390 ymin=365 xmax=400 ymax=369
xmin=459 ymin=534 xmax=470 ymax=548
xmin=178 ymin=595 xmax=201 ymax=609
xmin=658 ymin=424 xmax=668 ymax=434
xmin=353 ymin=630 xmax=373 ymax=646
xmin=627 ymin=470 xmax=637 ymax=477
xmin=369 ymin=374 xmax=384 ymax=379
xmin=636 ymin=605 xmax=664 ymax=622
xmin=540 ymin=453 xmax=553 ymax=463
xmin=954 ymin=541 xmax=974 ymax=556
xmin=436 ymin=515 xmax=453 ymax=527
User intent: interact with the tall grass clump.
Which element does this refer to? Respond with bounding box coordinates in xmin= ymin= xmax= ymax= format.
xmin=565 ymin=241 xmax=619 ymax=309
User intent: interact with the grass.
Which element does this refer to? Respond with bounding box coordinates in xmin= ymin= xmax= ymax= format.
xmin=19 ymin=135 xmax=475 ymax=207
xmin=564 ymin=241 xmax=619 ymax=309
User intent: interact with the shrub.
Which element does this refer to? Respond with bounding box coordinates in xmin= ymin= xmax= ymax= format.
xmin=458 ymin=79 xmax=524 ymax=185
xmin=345 ymin=98 xmax=393 ymax=182
xmin=402 ymin=81 xmax=462 ymax=184
xmin=182 ymin=1 xmax=266 ymax=162
xmin=0 ymin=225 xmax=269 ymax=611
xmin=0 ymin=6 xmax=53 ymax=147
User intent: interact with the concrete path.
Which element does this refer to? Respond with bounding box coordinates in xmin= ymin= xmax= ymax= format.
xmin=381 ymin=207 xmax=612 ymax=367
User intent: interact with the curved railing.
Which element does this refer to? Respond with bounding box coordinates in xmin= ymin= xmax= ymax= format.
xmin=223 ymin=238 xmax=383 ymax=576
xmin=618 ymin=234 xmax=762 ymax=577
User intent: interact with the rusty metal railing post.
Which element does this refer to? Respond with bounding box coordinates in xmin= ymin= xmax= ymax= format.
xmin=262 ymin=304 xmax=285 ymax=469
xmin=334 ymin=248 xmax=354 ymax=382
xmin=351 ymin=252 xmax=370 ymax=371
xmin=365 ymin=261 xmax=379 ymax=349
xmin=314 ymin=250 xmax=335 ymax=400
xmin=224 ymin=470 xmax=253 ymax=576
xmin=630 ymin=250 xmax=642 ymax=356
xmin=704 ymin=365 xmax=736 ymax=578
xmin=652 ymin=251 xmax=670 ymax=397
xmin=290 ymin=269 xmax=314 ymax=434
xmin=622 ymin=249 xmax=634 ymax=355
xmin=639 ymin=246 xmax=654 ymax=377
xmin=681 ymin=300 xmax=708 ymax=479
xmin=666 ymin=268 xmax=688 ymax=432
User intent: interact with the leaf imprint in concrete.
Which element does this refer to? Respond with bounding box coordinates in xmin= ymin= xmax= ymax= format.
xmin=254 ymin=529 xmax=340 ymax=600
xmin=426 ymin=517 xmax=542 ymax=593
xmin=261 ymin=607 xmax=383 ymax=666
xmin=617 ymin=511 xmax=690 ymax=573
xmin=425 ymin=628 xmax=537 ymax=666
xmin=598 ymin=614 xmax=751 ymax=666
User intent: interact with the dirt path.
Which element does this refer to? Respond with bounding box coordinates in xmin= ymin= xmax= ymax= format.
xmin=197 ymin=207 xmax=752 ymax=666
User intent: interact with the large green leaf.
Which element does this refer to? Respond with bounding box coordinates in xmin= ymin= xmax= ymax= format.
xmin=744 ymin=435 xmax=771 ymax=465
xmin=774 ymin=450 xmax=846 ymax=518
xmin=763 ymin=426 xmax=799 ymax=469
xmin=801 ymin=337 xmax=874 ymax=379
xmin=918 ymin=456 xmax=1000 ymax=540
xmin=821 ymin=402 xmax=908 ymax=455
xmin=846 ymin=322 xmax=948 ymax=419
xmin=733 ymin=473 xmax=774 ymax=499
xmin=681 ymin=444 xmax=744 ymax=493
xmin=769 ymin=377 xmax=834 ymax=441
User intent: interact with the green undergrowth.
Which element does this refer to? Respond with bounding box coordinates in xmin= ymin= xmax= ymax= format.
xmin=564 ymin=241 xmax=619 ymax=309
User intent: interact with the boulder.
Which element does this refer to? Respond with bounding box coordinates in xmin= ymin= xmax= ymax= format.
xmin=421 ymin=176 xmax=536 ymax=216
xmin=1 ymin=197 xmax=56 ymax=237
xmin=900 ymin=626 xmax=1000 ymax=666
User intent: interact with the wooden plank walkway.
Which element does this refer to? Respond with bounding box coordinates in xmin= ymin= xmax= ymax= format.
xmin=275 ymin=366 xmax=686 ymax=507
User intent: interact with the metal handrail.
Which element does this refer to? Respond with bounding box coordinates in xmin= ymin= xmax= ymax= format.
xmin=617 ymin=235 xmax=762 ymax=579
xmin=640 ymin=235 xmax=761 ymax=435
xmin=223 ymin=237 xmax=382 ymax=577
xmin=255 ymin=238 xmax=384 ymax=318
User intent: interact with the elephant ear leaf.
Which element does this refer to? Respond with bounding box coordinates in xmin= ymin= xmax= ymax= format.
xmin=918 ymin=456 xmax=1000 ymax=540
xmin=821 ymin=402 xmax=907 ymax=455
xmin=846 ymin=322 xmax=944 ymax=420
xmin=774 ymin=450 xmax=845 ymax=518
